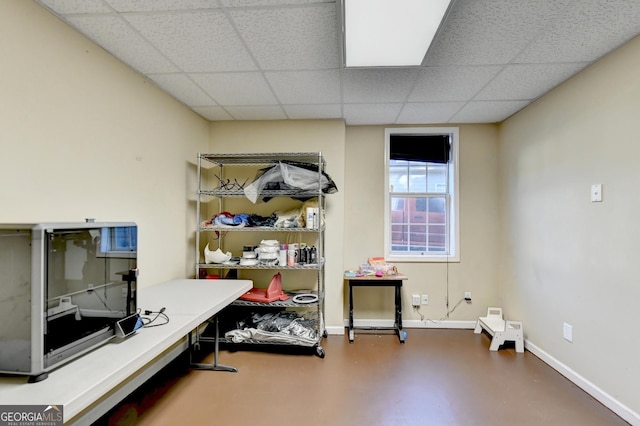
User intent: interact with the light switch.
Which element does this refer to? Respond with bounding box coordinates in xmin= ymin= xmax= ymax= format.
xmin=563 ymin=322 xmax=573 ymax=342
xmin=591 ymin=184 xmax=602 ymax=202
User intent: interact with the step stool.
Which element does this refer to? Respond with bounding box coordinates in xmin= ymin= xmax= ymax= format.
xmin=474 ymin=307 xmax=524 ymax=353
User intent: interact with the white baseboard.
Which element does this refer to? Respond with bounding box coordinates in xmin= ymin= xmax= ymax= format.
xmin=326 ymin=325 xmax=345 ymax=335
xmin=332 ymin=319 xmax=476 ymax=332
xmin=525 ymin=340 xmax=639 ymax=425
xmin=402 ymin=319 xmax=477 ymax=329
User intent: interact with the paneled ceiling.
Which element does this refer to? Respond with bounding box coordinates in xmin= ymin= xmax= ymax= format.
xmin=35 ymin=0 xmax=640 ymax=125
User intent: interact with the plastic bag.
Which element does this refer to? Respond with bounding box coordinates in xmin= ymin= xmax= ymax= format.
xmin=244 ymin=161 xmax=337 ymax=203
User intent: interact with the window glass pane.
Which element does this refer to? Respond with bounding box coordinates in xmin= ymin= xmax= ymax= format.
xmin=427 ymin=198 xmax=446 ymax=251
xmin=391 ymin=222 xmax=408 ymax=252
xmin=391 ymin=196 xmax=406 ymax=226
xmin=413 ymin=198 xmax=427 ymax=223
xmin=391 ymin=196 xmax=407 ymax=251
xmin=408 ymin=224 xmax=427 ymax=251
xmin=427 ymin=164 xmax=447 ymax=193
xmin=407 ymin=161 xmax=426 ymax=193
xmin=113 ymin=226 xmax=137 ymax=251
xmin=391 ymin=198 xmax=404 ymax=211
xmin=428 ymin=224 xmax=446 ymax=251
xmin=389 ymin=160 xmax=408 ymax=193
xmin=101 ymin=226 xmax=138 ymax=254
xmin=428 ymin=197 xmax=446 ymax=219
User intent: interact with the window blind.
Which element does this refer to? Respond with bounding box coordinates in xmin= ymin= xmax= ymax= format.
xmin=390 ymin=134 xmax=450 ymax=163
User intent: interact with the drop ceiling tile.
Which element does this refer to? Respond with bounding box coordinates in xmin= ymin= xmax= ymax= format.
xmin=123 ymin=11 xmax=256 ymax=72
xmin=396 ymin=102 xmax=465 ymax=124
xmin=65 ymin=15 xmax=179 ymax=74
xmin=515 ymin=0 xmax=640 ymax=64
xmin=426 ymin=0 xmax=574 ymax=66
xmin=36 ymin=0 xmax=111 ymax=14
xmin=225 ymin=106 xmax=287 ymax=120
xmin=229 ymin=4 xmax=339 ymax=70
xmin=475 ymin=63 xmax=589 ymax=101
xmin=450 ymin=100 xmax=530 ymax=123
xmin=105 ymin=0 xmax=218 ymax=12
xmin=190 ymin=72 xmax=277 ymax=105
xmin=343 ymin=103 xmax=403 ymax=126
xmin=283 ymin=104 xmax=342 ymax=120
xmin=192 ymin=106 xmax=234 ymax=121
xmin=265 ymin=70 xmax=341 ymax=104
xmin=148 ymin=73 xmax=214 ymax=106
xmin=34 ymin=0 xmax=640 ymax=125
xmin=408 ymin=66 xmax=502 ymax=102
xmin=343 ymin=69 xmax=420 ymax=103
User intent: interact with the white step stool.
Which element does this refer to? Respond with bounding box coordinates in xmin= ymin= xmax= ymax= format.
xmin=474 ymin=307 xmax=524 ymax=353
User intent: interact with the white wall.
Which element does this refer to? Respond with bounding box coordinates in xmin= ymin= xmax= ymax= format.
xmin=499 ymin=34 xmax=640 ymax=421
xmin=0 ymin=0 xmax=209 ymax=288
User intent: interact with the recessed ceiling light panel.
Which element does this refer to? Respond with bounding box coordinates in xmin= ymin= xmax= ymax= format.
xmin=344 ymin=0 xmax=451 ymax=67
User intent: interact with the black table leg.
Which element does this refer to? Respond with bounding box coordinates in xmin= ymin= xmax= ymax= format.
xmin=348 ymin=282 xmax=355 ymax=343
xmin=395 ymin=283 xmax=405 ymax=343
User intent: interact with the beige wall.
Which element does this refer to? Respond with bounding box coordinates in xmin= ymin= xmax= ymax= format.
xmin=499 ymin=35 xmax=640 ymax=417
xmin=344 ymin=125 xmax=501 ymax=324
xmin=208 ymin=120 xmax=346 ymax=328
xmin=0 ymin=0 xmax=209 ymax=288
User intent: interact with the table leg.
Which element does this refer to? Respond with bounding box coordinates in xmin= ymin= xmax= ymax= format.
xmin=189 ymin=316 xmax=238 ymax=372
xmin=349 ymin=281 xmax=354 ymax=343
xmin=396 ymin=284 xmax=405 ymax=344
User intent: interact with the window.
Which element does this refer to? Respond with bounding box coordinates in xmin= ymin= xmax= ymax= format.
xmin=384 ymin=127 xmax=459 ymax=262
xmin=99 ymin=226 xmax=137 ymax=258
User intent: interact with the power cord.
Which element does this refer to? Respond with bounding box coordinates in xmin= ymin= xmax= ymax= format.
xmin=138 ymin=307 xmax=169 ymax=328
xmin=417 ymin=297 xmax=467 ymax=325
xmin=413 ymin=305 xmax=425 ymax=321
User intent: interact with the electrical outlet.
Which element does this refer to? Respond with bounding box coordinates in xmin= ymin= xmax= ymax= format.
xmin=87 ymin=284 xmax=94 ymax=293
xmin=421 ymin=294 xmax=429 ymax=305
xmin=464 ymin=291 xmax=472 ymax=301
xmin=411 ymin=294 xmax=420 ymax=307
xmin=591 ymin=184 xmax=602 ymax=202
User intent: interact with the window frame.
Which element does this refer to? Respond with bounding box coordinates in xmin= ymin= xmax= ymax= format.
xmin=384 ymin=127 xmax=460 ymax=262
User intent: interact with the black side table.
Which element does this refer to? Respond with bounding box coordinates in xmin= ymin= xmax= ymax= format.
xmin=345 ymin=274 xmax=408 ymax=344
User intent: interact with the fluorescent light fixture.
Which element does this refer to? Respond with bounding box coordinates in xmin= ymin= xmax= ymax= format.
xmin=344 ymin=0 xmax=451 ymax=67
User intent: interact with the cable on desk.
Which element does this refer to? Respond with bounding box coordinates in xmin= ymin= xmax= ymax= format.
xmin=138 ymin=307 xmax=170 ymax=328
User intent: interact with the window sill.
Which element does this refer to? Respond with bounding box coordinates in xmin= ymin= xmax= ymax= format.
xmin=387 ymin=254 xmax=460 ymax=263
